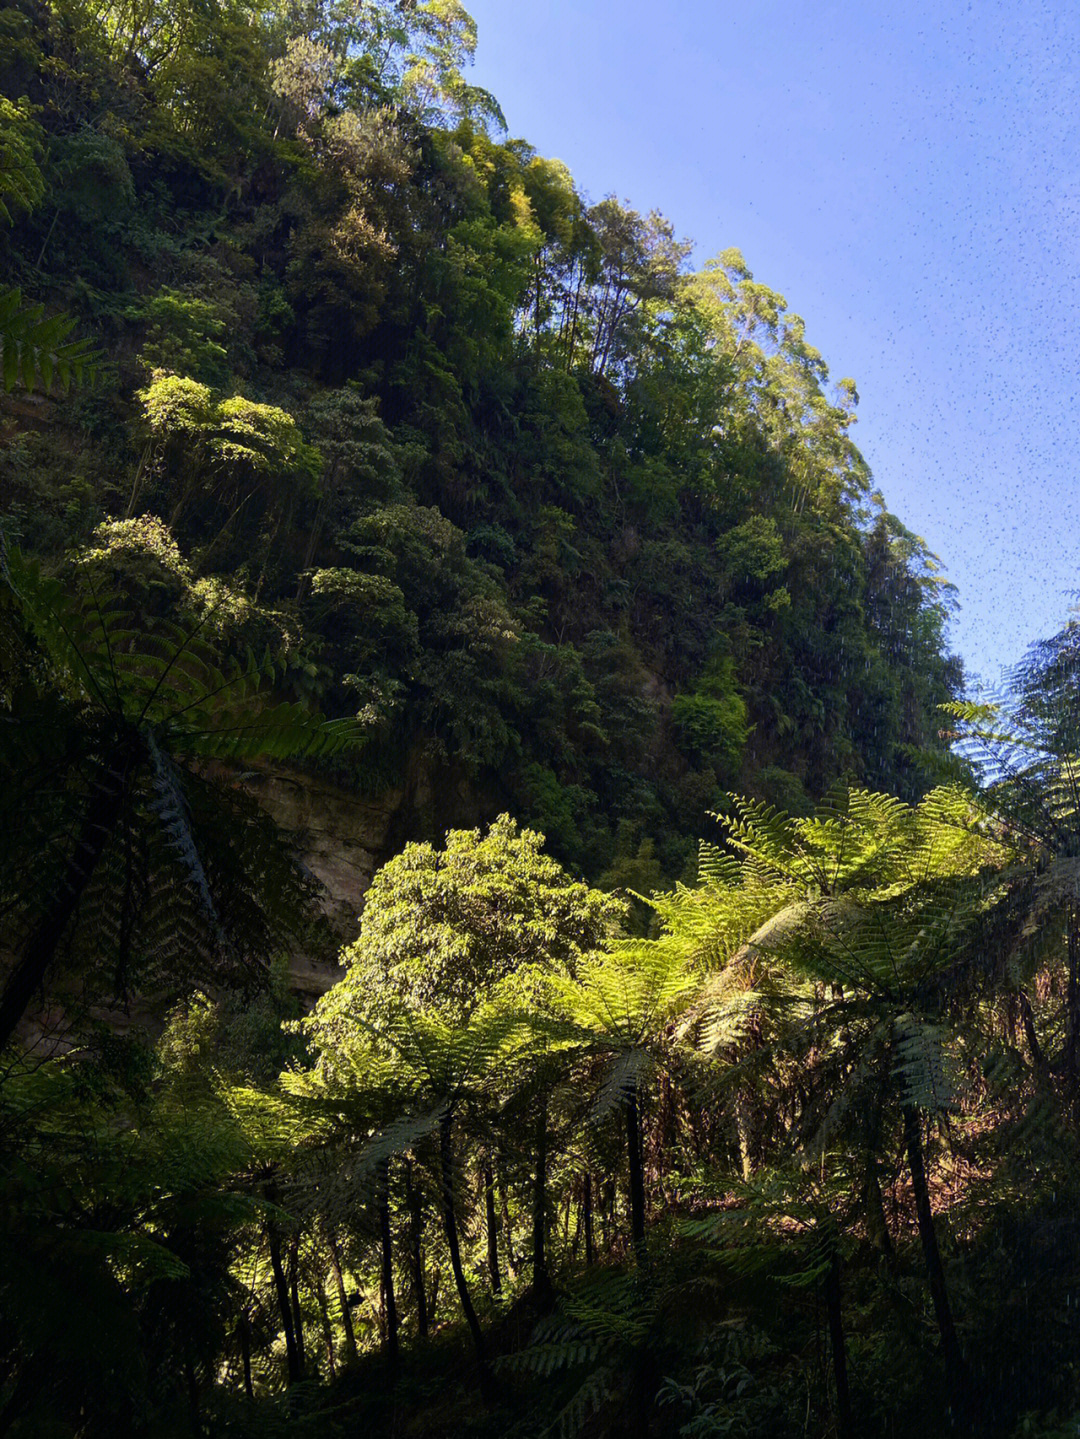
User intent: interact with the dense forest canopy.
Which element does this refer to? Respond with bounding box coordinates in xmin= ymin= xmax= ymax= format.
xmin=0 ymin=0 xmax=963 ymax=883
xmin=3 ymin=2 xmax=1079 ymax=1437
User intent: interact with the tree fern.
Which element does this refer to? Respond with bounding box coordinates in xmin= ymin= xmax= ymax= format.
xmin=0 ymin=546 xmax=364 ymax=1048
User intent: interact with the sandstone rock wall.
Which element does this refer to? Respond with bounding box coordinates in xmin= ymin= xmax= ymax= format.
xmin=240 ymin=763 xmax=405 ymax=998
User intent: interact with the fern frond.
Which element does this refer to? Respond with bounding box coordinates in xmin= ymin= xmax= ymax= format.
xmin=0 ymin=286 xmax=98 ymax=394
xmin=586 ymin=1049 xmax=650 ymax=1127
xmin=893 ymin=1014 xmax=960 ymax=1112
xmin=543 ymin=1364 xmax=619 ymax=1439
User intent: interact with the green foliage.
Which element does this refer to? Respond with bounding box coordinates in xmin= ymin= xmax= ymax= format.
xmin=136 ymin=288 xmax=232 ymax=385
xmin=0 ymin=0 xmax=964 ymax=881
xmin=0 ymin=539 xmax=360 ymax=1050
xmin=2 ymin=2 xmax=1047 ymax=1433
xmin=672 ymin=660 xmax=750 ymax=775
xmin=0 ymin=287 xmax=97 ymax=392
xmin=333 ymin=814 xmax=625 ymax=1021
xmin=0 ymin=95 xmax=44 ymax=223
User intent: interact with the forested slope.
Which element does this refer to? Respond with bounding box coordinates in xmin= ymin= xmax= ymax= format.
xmin=25 ymin=8 xmax=1080 ymax=1439
xmin=0 ymin=0 xmax=961 ymax=886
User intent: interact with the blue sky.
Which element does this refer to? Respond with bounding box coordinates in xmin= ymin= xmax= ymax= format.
xmin=466 ymin=0 xmax=1080 ymax=687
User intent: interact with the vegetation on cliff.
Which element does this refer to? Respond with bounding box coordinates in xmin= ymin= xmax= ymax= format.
xmin=0 ymin=0 xmax=961 ymax=886
xmin=9 ymin=4 xmax=1080 ymax=1438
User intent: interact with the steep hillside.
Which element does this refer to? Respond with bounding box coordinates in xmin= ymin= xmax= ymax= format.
xmin=0 ymin=0 xmax=962 ymax=887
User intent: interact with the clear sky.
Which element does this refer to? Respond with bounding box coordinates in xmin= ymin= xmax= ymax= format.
xmin=465 ymin=0 xmax=1080 ymax=688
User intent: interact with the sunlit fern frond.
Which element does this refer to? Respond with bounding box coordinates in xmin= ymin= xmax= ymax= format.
xmin=714 ymin=795 xmax=803 ymax=884
xmin=216 ymin=1080 xmax=332 ymax=1160
xmin=647 ymin=871 xmax=791 ymax=973
xmin=685 ymin=977 xmax=769 ymax=1059
xmin=565 ymin=942 xmax=700 ymax=1046
xmin=695 ymin=840 xmax=742 ymax=890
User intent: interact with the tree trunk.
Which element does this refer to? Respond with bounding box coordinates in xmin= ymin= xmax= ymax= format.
xmin=34 ymin=204 xmax=60 ymax=268
xmin=484 ymin=1164 xmax=502 ymax=1297
xmin=625 ymin=1082 xmax=647 ymax=1260
xmin=326 ymin=1230 xmax=358 ymax=1364
xmin=314 ymin=1275 xmax=336 ymax=1379
xmin=124 ymin=438 xmax=153 ymax=518
xmin=239 ymin=1314 xmax=254 ymax=1400
xmin=405 ymin=1159 xmax=428 ymax=1338
xmin=268 ymin=1227 xmax=302 ymax=1384
xmin=295 ymin=474 xmax=332 ymax=599
xmin=864 ymin=1156 xmax=896 ymax=1270
xmin=378 ymin=1158 xmax=399 ymax=1372
xmin=0 ymin=756 xmax=128 ymax=1049
xmin=532 ymin=1094 xmax=553 ymax=1303
xmin=439 ymin=1111 xmax=490 ymax=1391
xmin=583 ymin=1172 xmax=595 ymax=1266
xmin=903 ymin=1106 xmax=972 ymax=1426
xmin=287 ymin=1234 xmax=306 ymax=1378
xmin=824 ymin=1252 xmax=853 ymax=1439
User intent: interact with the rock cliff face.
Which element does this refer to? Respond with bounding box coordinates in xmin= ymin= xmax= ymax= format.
xmin=242 ymin=748 xmax=495 ymax=998
xmin=241 ymin=764 xmax=405 ymax=998
xmin=7 ymin=754 xmax=492 ymax=1049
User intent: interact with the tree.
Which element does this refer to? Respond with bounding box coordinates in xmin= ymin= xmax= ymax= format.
xmin=308 ymin=816 xmax=621 ymax=1303
xmin=684 ymin=248 xmax=869 ymax=513
xmin=0 ymin=97 xmax=97 ymax=392
xmin=287 ymin=992 xmax=535 ymax=1391
xmin=702 ymin=786 xmax=1006 ymax=1426
xmin=543 ymin=938 xmax=700 ymax=1261
xmin=949 ymin=623 xmax=1080 ymax=1092
xmin=336 ymin=814 xmax=624 ymax=1023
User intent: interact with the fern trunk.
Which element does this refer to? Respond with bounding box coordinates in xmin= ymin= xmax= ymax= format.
xmin=824 ymin=1252 xmax=853 ymax=1439
xmin=326 ymin=1230 xmax=359 ymax=1364
xmin=498 ymin=1163 xmax=519 ymax=1279
xmin=0 ymin=756 xmax=127 ymax=1049
xmin=268 ymin=1226 xmax=303 ymax=1384
xmin=287 ymin=1234 xmax=306 ymax=1378
xmin=903 ymin=1105 xmax=972 ymax=1425
xmin=184 ymin=1349 xmax=200 ymax=1438
xmin=239 ymin=1314 xmax=254 ymax=1400
xmin=402 ymin=1156 xmax=428 ymax=1335
xmin=864 ymin=1158 xmax=896 ymax=1271
xmin=583 ymin=1172 xmax=595 ymax=1266
xmin=532 ymin=1093 xmax=553 ymax=1304
xmin=438 ymin=1111 xmax=490 ymax=1389
xmin=483 ymin=1164 xmax=502 ymax=1297
xmin=314 ymin=1275 xmax=336 ymax=1379
xmin=625 ymin=1081 xmax=647 ymax=1260
xmin=404 ymin=1159 xmax=429 ymax=1338
xmin=378 ymin=1158 xmax=399 ymax=1372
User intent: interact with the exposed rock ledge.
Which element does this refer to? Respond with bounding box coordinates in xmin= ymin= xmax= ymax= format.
xmin=238 ymin=762 xmax=405 ymax=998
